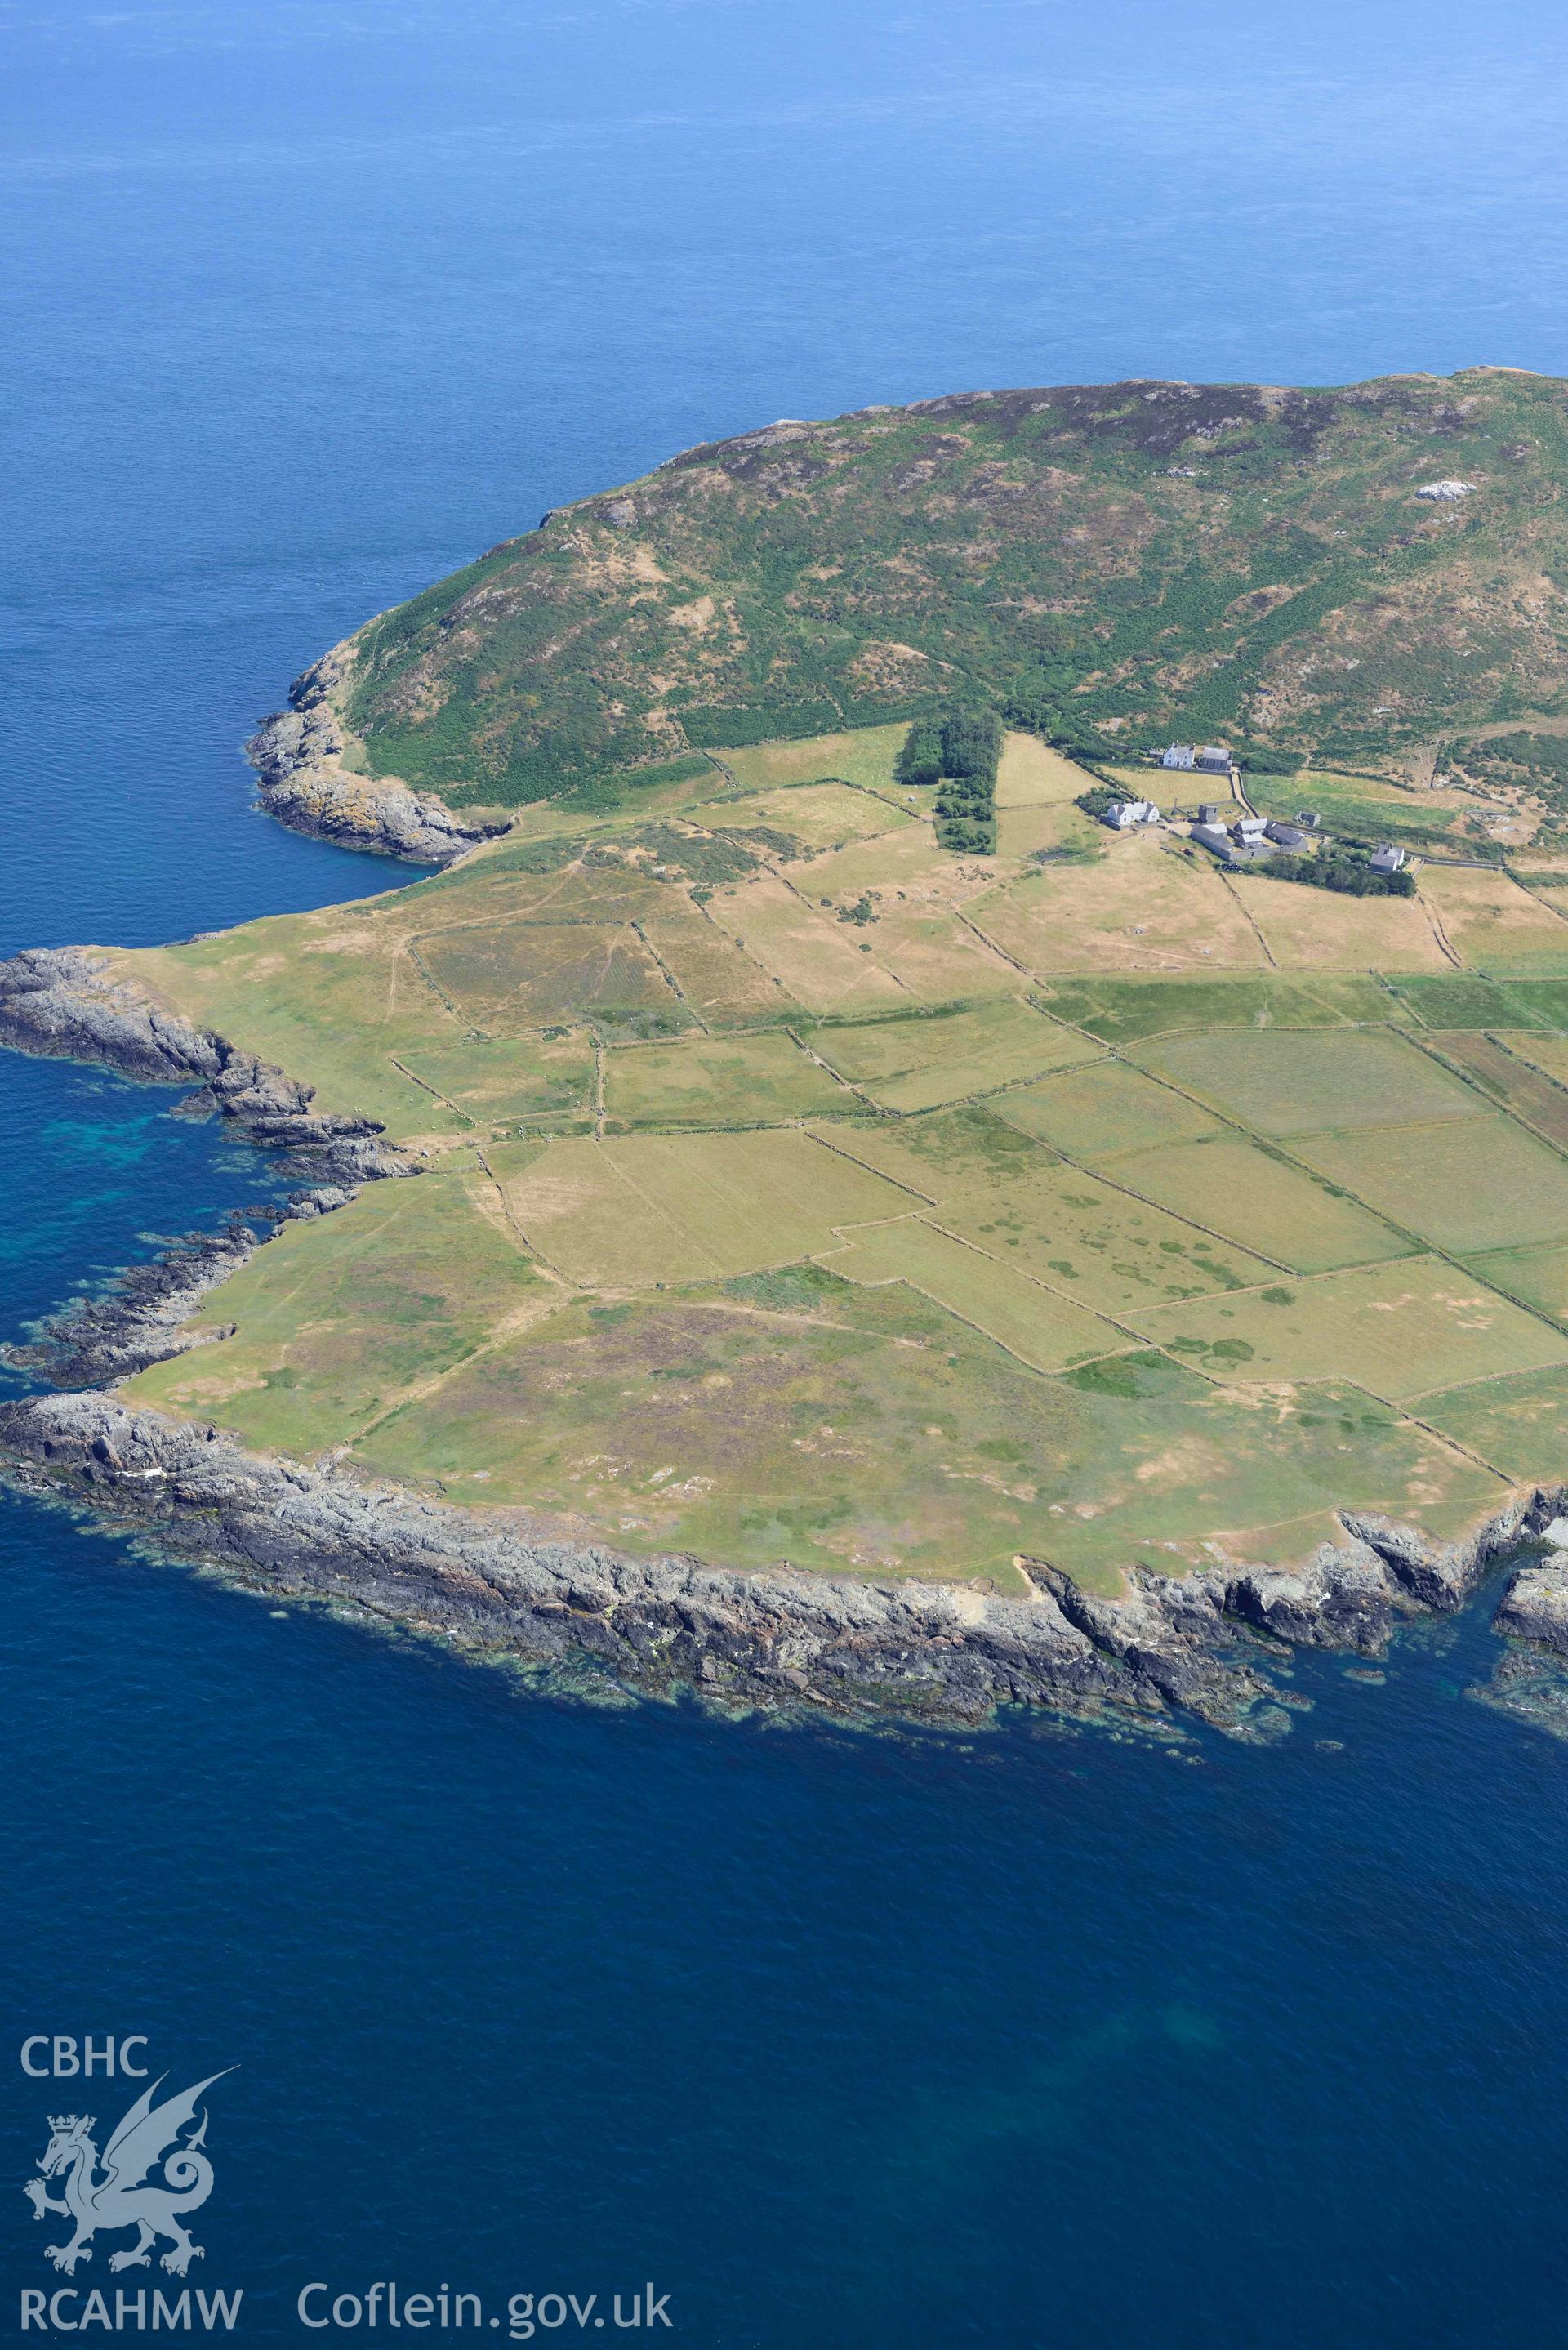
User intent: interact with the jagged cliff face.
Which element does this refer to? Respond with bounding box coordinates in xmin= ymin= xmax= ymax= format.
xmin=0 ymin=1390 xmax=1552 ymax=1739
xmin=335 ymin=370 xmax=1568 ymax=807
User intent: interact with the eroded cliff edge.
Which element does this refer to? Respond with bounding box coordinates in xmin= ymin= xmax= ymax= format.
xmin=2 ymin=942 xmax=1566 ymax=1740
xmin=245 ymin=639 xmax=505 ymax=866
xmin=2 ymin=1388 xmax=1558 ymax=1737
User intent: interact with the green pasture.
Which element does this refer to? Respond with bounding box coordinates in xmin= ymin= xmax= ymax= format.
xmin=1031 ymin=973 xmax=1402 ymax=1043
xmin=1130 ymin=1256 xmax=1568 ymax=1402
xmin=937 ymin=1154 xmax=1279 ymax=1314
xmin=395 ymin=1034 xmax=596 ymax=1130
xmin=822 ymin=1216 xmax=1129 ymax=1373
xmin=996 ymin=1060 xmax=1227 ymax=1158
xmin=1464 ymin=1242 xmax=1568 ymax=1322
xmin=604 ymin=1029 xmax=857 ymax=1130
xmin=807 ymin=998 xmax=1098 ymax=1112
xmin=126 ymin=1171 xmax=545 ymax=1456
xmin=1384 ymin=974 xmax=1551 ymax=1029
xmin=1422 ymin=1031 xmax=1568 ymax=1151
xmin=714 ymin=723 xmax=909 ymax=799
xmin=350 ymin=1280 xmax=1504 ymax=1593
xmin=1107 ymin=1136 xmax=1414 ymax=1274
xmin=1418 ymin=1364 xmax=1568 ymax=1482
xmin=1294 ymin=1116 xmax=1568 ymax=1255
xmin=492 ymin=1126 xmax=911 ymax=1286
xmin=1132 ymin=1027 xmax=1490 ymax=1137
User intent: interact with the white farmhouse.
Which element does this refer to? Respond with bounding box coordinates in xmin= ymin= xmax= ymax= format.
xmin=1161 ymin=745 xmax=1196 ymax=770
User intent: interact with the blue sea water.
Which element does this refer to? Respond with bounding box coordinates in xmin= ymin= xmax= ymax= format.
xmin=7 ymin=2 xmax=1568 ymax=2340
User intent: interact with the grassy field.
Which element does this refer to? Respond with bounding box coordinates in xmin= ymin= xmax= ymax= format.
xmin=807 ymin=999 xmax=1098 ymax=1112
xmin=1105 ymin=1137 xmax=1416 ymax=1274
xmin=129 ymin=1170 xmax=550 ymax=1456
xmin=1416 ymin=1365 xmax=1568 ymax=1483
xmin=1417 ymin=866 xmax=1568 ymax=971
xmin=1465 ymin=1242 xmax=1568 ymax=1322
xmin=1419 ymin=1032 xmax=1568 ymax=1151
xmin=604 ymin=1029 xmax=858 ymax=1129
xmin=418 ymin=918 xmax=685 ymax=1034
xmin=993 ymin=736 xmax=1098 ymax=808
xmin=850 ymin=908 xmax=1022 ymax=1005
xmin=702 ymin=872 xmax=911 ymax=1013
xmin=637 ymin=911 xmax=800 ymax=1024
xmin=1383 ymin=974 xmax=1552 ymax=1029
xmin=1130 ymin=1257 xmax=1568 ymax=1402
xmin=972 ymin=835 xmax=1268 ymax=974
xmin=929 ymin=1153 xmax=1280 ymax=1314
xmin=993 ymin=801 xmax=1105 ymax=862
xmin=994 ymin=1061 xmax=1228 ymax=1158
xmin=1130 ymin=1027 xmax=1489 ymax=1137
xmin=1293 ymin=1117 xmax=1568 ymax=1255
xmin=1031 ymin=972 xmax=1403 ymax=1042
xmin=106 ymin=683 xmax=1568 ymax=1599
xmin=492 ymin=1127 xmax=914 ymax=1286
xmin=822 ymin=1217 xmax=1130 ymax=1373
xmin=1234 ymin=872 xmax=1452 ymax=970
xmin=396 ymin=1034 xmax=596 ymax=1130
xmin=715 ymin=724 xmax=909 ymax=798
xmin=781 ymin=822 xmax=964 ymax=904
xmin=347 ymin=1278 xmax=1505 ymax=1592
xmin=690 ymin=778 xmax=902 ymax=848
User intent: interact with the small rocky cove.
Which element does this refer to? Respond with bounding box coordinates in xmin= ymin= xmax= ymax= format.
xmin=245 ymin=639 xmax=505 ymax=866
xmin=2 ymin=940 xmax=1567 ymax=1744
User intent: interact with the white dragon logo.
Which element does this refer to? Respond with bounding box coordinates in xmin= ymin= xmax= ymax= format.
xmin=24 ymin=2071 xmax=232 ymax=2277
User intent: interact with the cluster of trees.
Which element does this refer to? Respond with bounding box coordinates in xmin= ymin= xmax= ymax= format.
xmin=1001 ymin=680 xmax=1108 ymax=768
xmin=895 ymin=719 xmax=943 ymax=787
xmin=1247 ymin=851 xmax=1415 ymax=899
xmin=1236 ymin=747 xmax=1305 ymax=775
xmin=895 ymin=707 xmax=1001 ymax=850
xmin=1073 ymin=783 xmax=1125 ymax=823
xmin=933 ymin=707 xmax=1001 ymax=853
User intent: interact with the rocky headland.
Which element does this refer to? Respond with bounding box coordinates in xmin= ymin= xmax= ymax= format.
xmin=0 ymin=1381 xmax=1561 ymax=1737
xmin=245 ymin=639 xmax=506 ymax=866
xmin=2 ymin=941 xmax=1567 ymax=1739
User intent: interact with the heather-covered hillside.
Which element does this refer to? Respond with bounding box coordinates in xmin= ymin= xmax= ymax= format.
xmin=338 ymin=370 xmax=1568 ymax=807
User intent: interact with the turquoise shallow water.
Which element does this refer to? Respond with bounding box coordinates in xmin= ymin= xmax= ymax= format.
xmin=7 ymin=4 xmax=1568 ymax=2340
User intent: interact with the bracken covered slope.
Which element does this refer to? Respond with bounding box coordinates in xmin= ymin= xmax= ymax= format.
xmin=337 ymin=370 xmax=1568 ymax=807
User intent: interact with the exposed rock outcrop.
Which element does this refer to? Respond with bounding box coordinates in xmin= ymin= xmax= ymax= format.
xmin=1343 ymin=1505 xmax=1535 ymax=1610
xmin=1495 ymin=1550 xmax=1568 ymax=1653
xmin=0 ymin=946 xmax=409 ymax=1185
xmin=4 ymin=1195 xmax=351 ymax=1388
xmin=6 ymin=1393 xmax=1565 ymax=1736
xmin=0 ymin=1393 xmax=1274 ymax=1732
xmin=246 ymin=640 xmax=506 ymax=866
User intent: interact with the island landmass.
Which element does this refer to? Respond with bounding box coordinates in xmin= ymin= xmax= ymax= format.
xmin=10 ymin=371 xmax=1568 ymax=1737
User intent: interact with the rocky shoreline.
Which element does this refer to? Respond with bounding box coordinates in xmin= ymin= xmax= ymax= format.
xmin=3 ymin=943 xmax=1568 ymax=1737
xmin=0 ymin=1386 xmax=1561 ymax=1735
xmin=0 ymin=945 xmax=412 ymax=1383
xmin=0 ymin=946 xmax=409 ymax=1183
xmin=245 ymin=638 xmax=506 ymax=866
